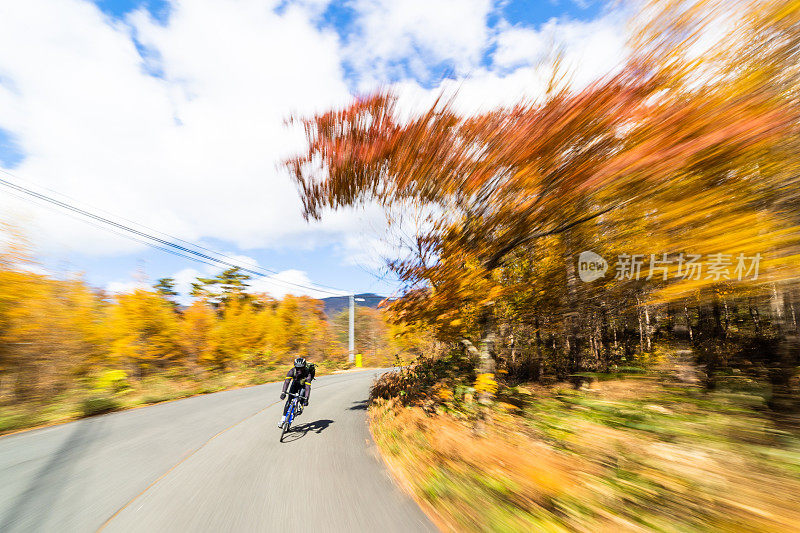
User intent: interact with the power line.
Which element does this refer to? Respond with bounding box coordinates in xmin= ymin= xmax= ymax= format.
xmin=0 ymin=168 xmax=330 ymax=284
xmin=1 ymin=186 xmax=225 ymax=272
xmin=0 ymin=172 xmax=346 ymax=295
xmin=0 ymin=170 xmax=349 ymax=296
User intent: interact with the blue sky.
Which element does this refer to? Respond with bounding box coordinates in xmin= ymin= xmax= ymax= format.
xmin=0 ymin=0 xmax=623 ymax=300
xmin=93 ymin=1 xmax=603 ymax=29
xmin=96 ymin=0 xmax=170 ymax=20
xmin=0 ymin=128 xmax=24 ymax=168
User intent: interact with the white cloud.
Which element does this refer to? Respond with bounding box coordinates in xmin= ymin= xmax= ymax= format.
xmin=492 ymin=12 xmax=629 ymax=89
xmin=0 ymin=0 xmax=354 ymax=257
xmin=493 ymin=25 xmax=549 ymax=69
xmin=387 ymin=10 xmax=628 ymax=119
xmin=105 ymin=280 xmax=149 ymax=294
xmin=0 ymin=0 xmax=631 ymax=278
xmin=171 ymin=266 xmax=204 ymax=303
xmin=345 ymin=0 xmax=496 ymax=85
xmin=392 ymin=67 xmax=550 ymax=116
xmin=249 ymin=268 xmax=346 ymax=299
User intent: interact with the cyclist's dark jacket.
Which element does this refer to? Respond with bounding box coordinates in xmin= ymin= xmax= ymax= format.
xmin=281 ymin=363 xmax=315 ymax=395
xmin=286 ymin=364 xmax=315 ymax=383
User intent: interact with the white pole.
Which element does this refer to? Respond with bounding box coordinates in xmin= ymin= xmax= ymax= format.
xmin=348 ymin=294 xmax=355 ymax=363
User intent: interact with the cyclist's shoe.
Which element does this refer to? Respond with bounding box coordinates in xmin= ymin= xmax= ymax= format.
xmin=297 ymin=404 xmax=304 ymax=415
xmin=278 ymin=415 xmax=286 ymax=428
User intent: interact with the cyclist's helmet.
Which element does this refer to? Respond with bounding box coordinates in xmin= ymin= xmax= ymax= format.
xmin=294 ymin=357 xmax=306 ymax=368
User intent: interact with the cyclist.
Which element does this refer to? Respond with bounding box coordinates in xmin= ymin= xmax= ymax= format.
xmin=278 ymin=357 xmax=315 ymax=427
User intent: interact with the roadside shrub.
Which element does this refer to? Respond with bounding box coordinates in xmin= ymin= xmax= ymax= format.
xmin=371 ymin=370 xmax=413 ymax=401
xmin=95 ymin=369 xmax=130 ymax=394
xmin=371 ymin=349 xmax=476 ymax=404
xmin=81 ymin=396 xmax=119 ymax=417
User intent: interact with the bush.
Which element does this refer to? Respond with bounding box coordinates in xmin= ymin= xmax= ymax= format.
xmin=371 ymin=370 xmax=413 ymax=401
xmin=371 ymin=350 xmax=476 ymax=404
xmin=81 ymin=396 xmax=120 ymax=417
xmin=95 ymin=369 xmax=130 ymax=394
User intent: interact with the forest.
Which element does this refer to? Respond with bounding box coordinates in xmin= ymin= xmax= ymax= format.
xmin=0 ymin=229 xmax=407 ymax=432
xmin=288 ymin=0 xmax=800 ymax=409
xmin=285 ymin=0 xmax=800 ymax=529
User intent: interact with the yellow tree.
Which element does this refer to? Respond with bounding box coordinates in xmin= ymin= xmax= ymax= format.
xmin=180 ymin=300 xmax=218 ymax=372
xmin=108 ymin=289 xmax=182 ymax=377
xmin=287 ymin=0 xmax=800 ymax=398
xmin=0 ymin=269 xmax=57 ymax=402
xmin=270 ymin=295 xmax=335 ymax=361
xmin=212 ymin=298 xmax=267 ymax=368
xmin=0 ymin=226 xmax=106 ymax=402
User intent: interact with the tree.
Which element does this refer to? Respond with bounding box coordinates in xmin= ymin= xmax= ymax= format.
xmin=269 ymin=295 xmax=338 ymax=361
xmin=213 ymin=297 xmax=267 ymax=368
xmin=108 ymin=289 xmax=182 ymax=377
xmin=154 ymin=277 xmax=179 ymax=309
xmin=190 ymin=267 xmax=252 ymax=310
xmin=287 ymin=0 xmax=800 ymax=404
xmin=180 ymin=300 xmax=217 ymax=372
xmin=0 ymin=220 xmax=394 ymax=415
xmin=0 ymin=227 xmax=109 ymax=403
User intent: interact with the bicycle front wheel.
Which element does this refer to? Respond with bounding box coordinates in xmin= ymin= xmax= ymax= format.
xmin=280 ymin=404 xmax=294 ymax=442
xmin=280 ymin=419 xmax=289 ymax=442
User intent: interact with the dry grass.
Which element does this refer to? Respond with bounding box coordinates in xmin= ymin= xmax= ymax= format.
xmin=370 ymin=378 xmax=800 ymax=532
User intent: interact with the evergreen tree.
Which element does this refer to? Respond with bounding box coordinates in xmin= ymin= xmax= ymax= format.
xmin=154 ymin=277 xmax=179 ymax=308
xmin=190 ymin=267 xmax=252 ymax=310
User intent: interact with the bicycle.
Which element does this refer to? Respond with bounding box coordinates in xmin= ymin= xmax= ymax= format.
xmin=279 ymin=391 xmax=304 ymax=442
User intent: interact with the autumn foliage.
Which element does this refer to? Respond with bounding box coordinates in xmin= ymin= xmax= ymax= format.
xmin=289 ymin=0 xmax=800 ymax=407
xmin=0 ymin=231 xmax=405 ymax=431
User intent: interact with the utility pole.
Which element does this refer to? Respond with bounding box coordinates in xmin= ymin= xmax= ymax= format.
xmin=348 ymin=294 xmax=366 ymax=363
xmin=349 ymin=294 xmax=355 ymax=363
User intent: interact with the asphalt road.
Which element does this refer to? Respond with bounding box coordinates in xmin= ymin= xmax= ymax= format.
xmin=0 ymin=369 xmax=436 ymax=533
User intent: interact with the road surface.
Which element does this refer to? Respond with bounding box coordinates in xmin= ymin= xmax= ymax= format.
xmin=0 ymin=369 xmax=436 ymax=532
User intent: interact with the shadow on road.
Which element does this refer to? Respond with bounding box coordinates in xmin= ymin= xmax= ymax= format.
xmin=348 ymin=399 xmax=369 ymax=410
xmin=281 ymin=419 xmax=334 ymax=443
xmin=0 ymin=417 xmax=105 ymax=532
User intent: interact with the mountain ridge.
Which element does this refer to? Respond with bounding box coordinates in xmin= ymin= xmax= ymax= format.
xmin=320 ymin=292 xmax=389 ymax=316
